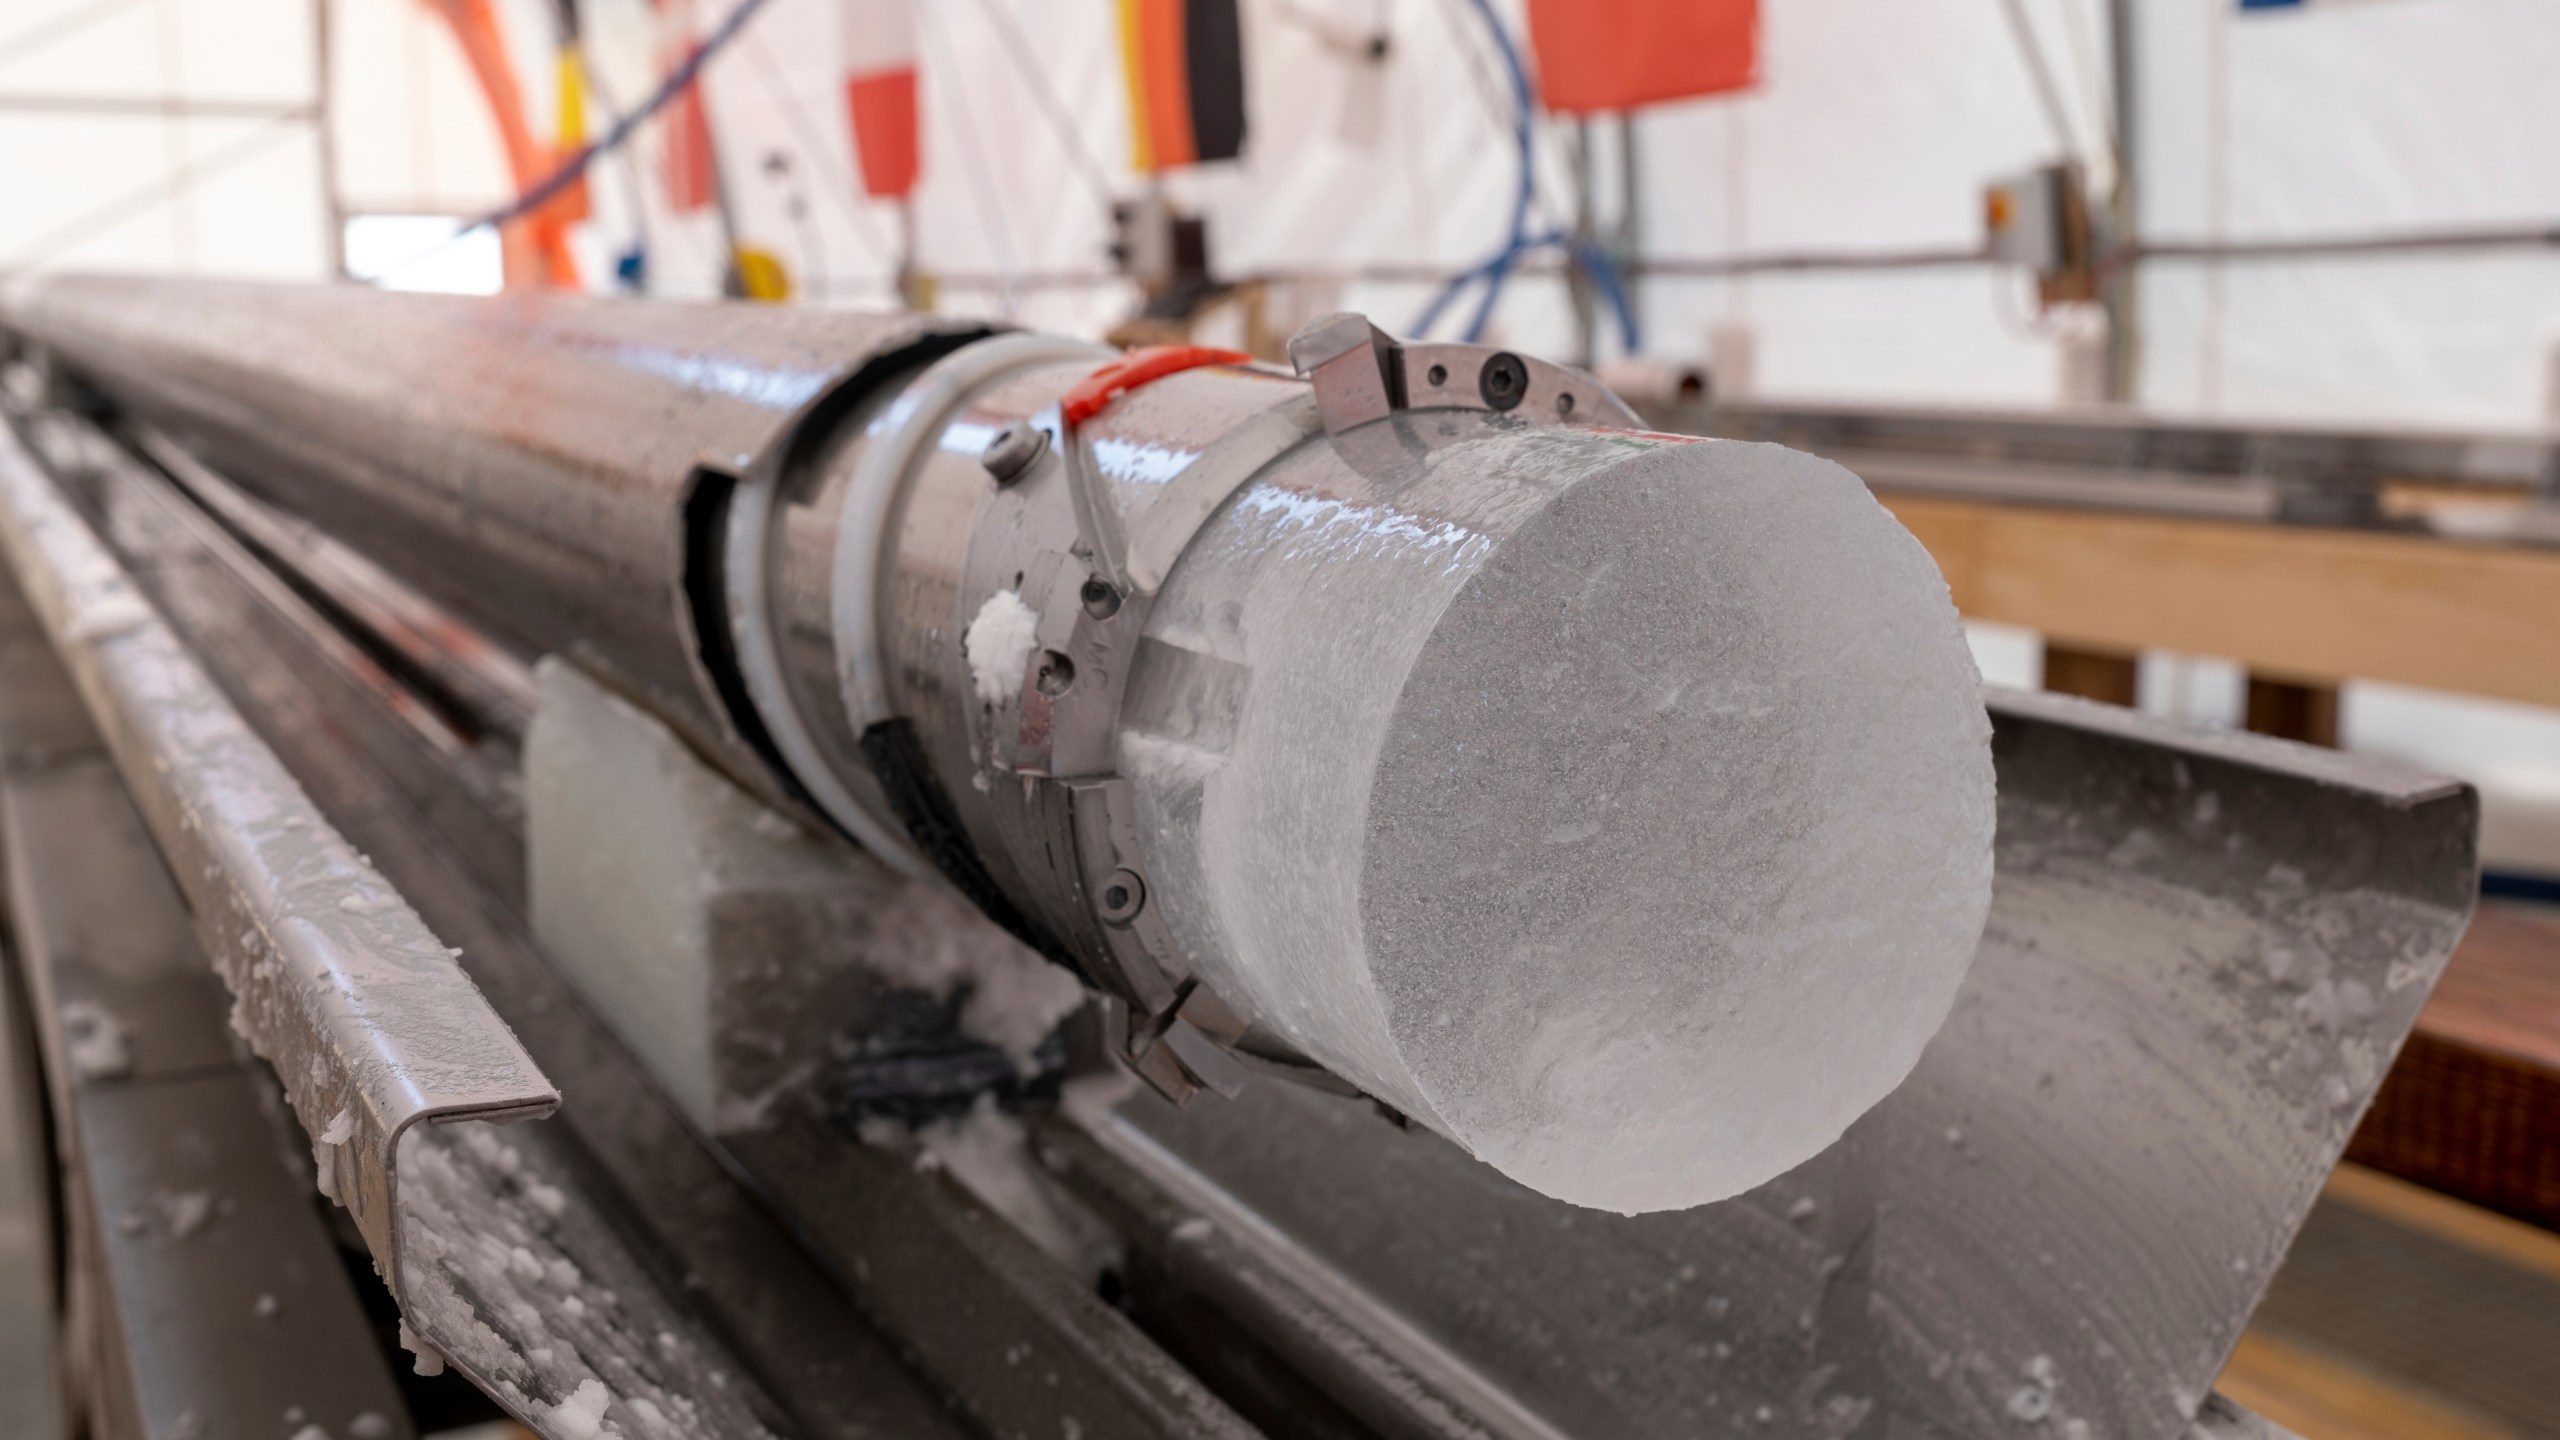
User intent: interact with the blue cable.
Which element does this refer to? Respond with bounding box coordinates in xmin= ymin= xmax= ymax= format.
xmin=364 ymin=0 xmax=774 ymax=283
xmin=1571 ymin=237 xmax=1640 ymax=352
xmin=1412 ymin=0 xmax=1642 ymax=356
xmin=469 ymin=0 xmax=774 ymax=233
xmin=1459 ymin=0 xmax=1535 ymax=344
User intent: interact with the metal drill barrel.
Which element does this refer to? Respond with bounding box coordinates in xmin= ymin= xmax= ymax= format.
xmin=3 ymin=275 xmax=973 ymax=785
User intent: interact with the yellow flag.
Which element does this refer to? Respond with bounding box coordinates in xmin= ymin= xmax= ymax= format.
xmin=554 ymin=47 xmax=586 ymax=146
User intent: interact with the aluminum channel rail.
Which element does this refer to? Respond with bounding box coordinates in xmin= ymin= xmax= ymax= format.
xmin=0 ymin=412 xmax=558 ymax=1308
xmin=0 ymin=579 xmax=416 ymax=1439
xmin=45 ymin=399 xmax=1146 ymax=1439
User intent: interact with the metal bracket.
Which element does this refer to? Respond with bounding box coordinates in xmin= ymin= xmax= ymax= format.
xmin=987 ymin=359 xmax=1345 ymax=1106
xmin=1102 ymin=981 xmax=1256 ymax=1105
xmin=977 ymin=323 xmax=1635 ymax=1106
xmin=1288 ymin=311 xmax=1641 ymax=436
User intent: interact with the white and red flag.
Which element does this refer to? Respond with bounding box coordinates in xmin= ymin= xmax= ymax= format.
xmin=841 ymin=0 xmax=919 ymax=199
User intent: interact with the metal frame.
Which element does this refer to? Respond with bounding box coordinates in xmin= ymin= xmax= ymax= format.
xmin=1652 ymin=395 xmax=2560 ymax=534
xmin=0 ymin=412 xmax=558 ymax=1312
xmin=0 ymin=560 xmax=411 ymax=1440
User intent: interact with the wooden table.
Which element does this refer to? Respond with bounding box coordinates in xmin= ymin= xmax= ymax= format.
xmin=1881 ymin=493 xmax=2560 ymax=708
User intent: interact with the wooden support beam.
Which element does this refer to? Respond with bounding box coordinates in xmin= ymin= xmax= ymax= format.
xmin=1881 ymin=493 xmax=2560 ymax=709
xmin=2244 ymin=675 xmax=2341 ymax=747
xmin=2225 ymin=1164 xmax=2560 ymax=1439
xmin=2042 ymin=643 xmax=2138 ymax=706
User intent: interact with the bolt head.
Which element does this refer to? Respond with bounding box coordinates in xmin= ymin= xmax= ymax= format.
xmin=1478 ymin=353 xmax=1529 ymax=411
xmin=1098 ymin=868 xmax=1147 ymax=924
xmin=981 ymin=423 xmax=1047 ymax=484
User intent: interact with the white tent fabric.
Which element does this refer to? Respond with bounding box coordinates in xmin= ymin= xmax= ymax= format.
xmin=11 ymin=0 xmax=2559 ymax=425
xmin=2136 ymin=0 xmax=2560 ymax=426
xmin=5 ymin=0 xmax=2557 ymax=870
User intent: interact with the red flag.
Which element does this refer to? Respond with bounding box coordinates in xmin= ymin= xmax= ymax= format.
xmin=841 ymin=0 xmax=919 ymax=198
xmin=656 ymin=2 xmax=719 ymax=213
xmin=1523 ymin=0 xmax=1758 ymax=114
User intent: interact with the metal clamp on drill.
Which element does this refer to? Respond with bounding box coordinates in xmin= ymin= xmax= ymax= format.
xmin=951 ymin=316 xmax=1639 ymax=1105
xmin=969 ymin=343 xmax=1316 ymax=1104
xmin=710 ymin=309 xmax=1648 ymax=1110
xmin=1287 ymin=310 xmax=1640 ymax=436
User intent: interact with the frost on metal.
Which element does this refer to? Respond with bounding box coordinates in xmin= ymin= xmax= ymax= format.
xmin=0 ymin=422 xmax=557 ymax=1307
xmin=395 ymin=1123 xmax=783 ymax=1440
xmin=58 ymin=997 xmax=132 ymax=1080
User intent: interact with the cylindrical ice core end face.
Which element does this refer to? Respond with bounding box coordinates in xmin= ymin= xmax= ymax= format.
xmin=1365 ymin=439 xmax=1995 ymax=1213
xmin=1124 ymin=419 xmax=1994 ymax=1215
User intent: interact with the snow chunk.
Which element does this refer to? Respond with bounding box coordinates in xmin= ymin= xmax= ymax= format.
xmin=918 ymin=1094 xmax=1117 ymax=1280
xmin=157 ymin=1188 xmax=214 ymax=1239
xmin=312 ymin=1106 xmax=356 ymax=1203
xmin=64 ymin=588 xmax=150 ymax=643
xmin=59 ymin=999 xmax=131 ymax=1081
xmin=963 ymin=589 xmax=1042 ymax=706
xmin=851 ymin=895 xmax=1084 ymax=1072
xmin=398 ymin=1319 xmax=446 ymax=1376
xmin=546 ymin=1378 xmax=615 ymax=1440
xmin=956 ymin=953 xmax=1086 ymax=1070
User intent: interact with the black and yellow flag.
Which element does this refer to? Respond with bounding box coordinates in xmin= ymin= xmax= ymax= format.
xmin=1118 ymin=0 xmax=1247 ymax=172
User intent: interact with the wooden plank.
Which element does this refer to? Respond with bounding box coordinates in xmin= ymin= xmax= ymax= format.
xmin=2229 ymin=1163 xmax=2560 ymax=1440
xmin=2346 ymin=904 xmax=2560 ymax=1232
xmin=1880 ymin=493 xmax=2560 ymax=708
xmin=2243 ymin=677 xmax=2341 ymax=748
xmin=2041 ymin=643 xmax=2138 ymax=704
xmin=2320 ymin=1164 xmax=2560 ymax=1288
xmin=2216 ymin=1330 xmax=2518 ymax=1440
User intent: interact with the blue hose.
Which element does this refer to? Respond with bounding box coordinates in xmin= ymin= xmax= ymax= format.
xmin=1413 ymin=0 xmax=1641 ymax=355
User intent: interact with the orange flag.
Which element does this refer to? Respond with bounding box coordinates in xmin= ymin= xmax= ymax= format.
xmin=1523 ymin=0 xmax=1758 ymax=114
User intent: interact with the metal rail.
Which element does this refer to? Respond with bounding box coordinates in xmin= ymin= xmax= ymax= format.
xmin=1647 ymin=394 xmax=2560 ymax=535
xmin=0 ymin=410 xmax=557 ymax=1311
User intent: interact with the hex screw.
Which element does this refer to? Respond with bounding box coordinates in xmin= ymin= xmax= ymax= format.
xmin=1478 ymin=352 xmax=1528 ymax=411
xmin=1098 ymin=868 xmax=1147 ymax=924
